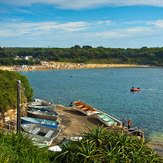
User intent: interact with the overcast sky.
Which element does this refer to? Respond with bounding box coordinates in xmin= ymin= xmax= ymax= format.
xmin=0 ymin=0 xmax=163 ymax=48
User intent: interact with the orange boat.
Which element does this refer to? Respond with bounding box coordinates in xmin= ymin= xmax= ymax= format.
xmin=74 ymin=101 xmax=98 ymax=116
xmin=130 ymin=87 xmax=142 ymax=92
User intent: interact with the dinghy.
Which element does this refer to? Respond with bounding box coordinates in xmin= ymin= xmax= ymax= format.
xmin=74 ymin=101 xmax=99 ymax=115
xmin=27 ymin=109 xmax=58 ymax=121
xmin=21 ymin=123 xmax=61 ymax=146
xmin=96 ymin=112 xmax=122 ymax=126
xmin=21 ymin=117 xmax=60 ymax=129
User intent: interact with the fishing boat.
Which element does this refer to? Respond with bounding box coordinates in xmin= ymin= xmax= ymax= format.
xmin=27 ymin=109 xmax=58 ymax=121
xmin=74 ymin=101 xmax=99 ymax=116
xmin=21 ymin=117 xmax=60 ymax=129
xmin=130 ymin=87 xmax=142 ymax=92
xmin=28 ymin=105 xmax=55 ymax=111
xmin=21 ymin=123 xmax=61 ymax=146
xmin=96 ymin=112 xmax=122 ymax=126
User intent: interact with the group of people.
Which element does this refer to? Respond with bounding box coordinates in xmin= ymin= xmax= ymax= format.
xmin=122 ymin=115 xmax=133 ymax=129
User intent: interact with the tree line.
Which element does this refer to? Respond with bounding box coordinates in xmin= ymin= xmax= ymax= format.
xmin=0 ymin=46 xmax=163 ymax=65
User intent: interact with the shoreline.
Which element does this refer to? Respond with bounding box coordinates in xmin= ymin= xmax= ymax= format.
xmin=0 ymin=62 xmax=150 ymax=71
xmin=53 ymin=105 xmax=163 ymax=157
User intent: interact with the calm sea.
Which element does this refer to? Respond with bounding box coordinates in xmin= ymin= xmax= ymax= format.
xmin=20 ymin=67 xmax=163 ymax=143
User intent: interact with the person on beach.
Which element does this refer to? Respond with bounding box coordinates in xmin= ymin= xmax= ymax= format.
xmin=122 ymin=115 xmax=127 ymax=129
xmin=127 ymin=118 xmax=133 ymax=129
xmin=69 ymin=101 xmax=73 ymax=107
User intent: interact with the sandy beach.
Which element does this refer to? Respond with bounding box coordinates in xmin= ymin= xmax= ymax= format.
xmin=0 ymin=62 xmax=149 ymax=71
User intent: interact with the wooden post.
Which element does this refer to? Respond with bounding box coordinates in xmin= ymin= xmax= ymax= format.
xmin=17 ymin=80 xmax=21 ymax=133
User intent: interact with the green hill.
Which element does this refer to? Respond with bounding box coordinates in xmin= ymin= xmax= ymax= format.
xmin=0 ymin=70 xmax=33 ymax=114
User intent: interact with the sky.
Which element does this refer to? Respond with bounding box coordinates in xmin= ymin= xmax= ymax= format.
xmin=0 ymin=0 xmax=163 ymax=48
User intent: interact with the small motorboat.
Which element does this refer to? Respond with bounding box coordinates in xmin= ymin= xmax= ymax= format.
xmin=130 ymin=87 xmax=142 ymax=92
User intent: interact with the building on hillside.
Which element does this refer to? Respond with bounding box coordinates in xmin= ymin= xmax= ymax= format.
xmin=24 ymin=56 xmax=33 ymax=60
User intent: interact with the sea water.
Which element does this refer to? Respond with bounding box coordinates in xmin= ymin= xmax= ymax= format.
xmin=20 ymin=67 xmax=163 ymax=143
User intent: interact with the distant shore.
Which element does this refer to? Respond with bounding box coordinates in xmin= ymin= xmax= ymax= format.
xmin=0 ymin=61 xmax=150 ymax=71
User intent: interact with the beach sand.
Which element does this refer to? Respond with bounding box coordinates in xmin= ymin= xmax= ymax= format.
xmin=0 ymin=62 xmax=149 ymax=72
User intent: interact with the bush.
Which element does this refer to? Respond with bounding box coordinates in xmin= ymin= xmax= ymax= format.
xmin=53 ymin=126 xmax=162 ymax=163
xmin=0 ymin=70 xmax=33 ymax=114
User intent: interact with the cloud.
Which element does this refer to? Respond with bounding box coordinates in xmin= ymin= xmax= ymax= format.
xmin=148 ymin=20 xmax=163 ymax=28
xmin=90 ymin=26 xmax=153 ymax=39
xmin=96 ymin=20 xmax=112 ymax=25
xmin=0 ymin=0 xmax=163 ymax=9
xmin=0 ymin=21 xmax=89 ymax=37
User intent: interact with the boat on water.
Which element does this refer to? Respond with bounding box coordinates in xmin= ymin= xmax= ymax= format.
xmin=21 ymin=117 xmax=60 ymax=129
xmin=74 ymin=101 xmax=99 ymax=116
xmin=130 ymin=87 xmax=142 ymax=92
xmin=21 ymin=123 xmax=60 ymax=146
xmin=96 ymin=112 xmax=122 ymax=126
xmin=27 ymin=109 xmax=58 ymax=121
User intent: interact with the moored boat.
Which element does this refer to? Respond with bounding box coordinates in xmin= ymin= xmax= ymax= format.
xmin=74 ymin=101 xmax=99 ymax=116
xmin=96 ymin=112 xmax=122 ymax=126
xmin=21 ymin=117 xmax=60 ymax=129
xmin=27 ymin=109 xmax=58 ymax=121
xmin=21 ymin=123 xmax=61 ymax=146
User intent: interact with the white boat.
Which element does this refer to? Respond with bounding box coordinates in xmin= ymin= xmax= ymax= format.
xmin=21 ymin=123 xmax=61 ymax=146
xmin=96 ymin=112 xmax=122 ymax=126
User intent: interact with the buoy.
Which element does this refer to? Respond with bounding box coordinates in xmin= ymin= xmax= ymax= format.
xmin=150 ymin=94 xmax=152 ymax=97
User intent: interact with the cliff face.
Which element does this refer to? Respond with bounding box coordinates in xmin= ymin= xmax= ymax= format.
xmin=0 ymin=103 xmax=28 ymax=132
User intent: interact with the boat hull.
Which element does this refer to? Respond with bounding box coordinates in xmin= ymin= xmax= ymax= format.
xmin=27 ymin=110 xmax=58 ymax=121
xmin=21 ymin=117 xmax=59 ymax=129
xmin=97 ymin=112 xmax=121 ymax=126
xmin=130 ymin=88 xmax=142 ymax=92
xmin=21 ymin=123 xmax=61 ymax=146
xmin=74 ymin=101 xmax=98 ymax=116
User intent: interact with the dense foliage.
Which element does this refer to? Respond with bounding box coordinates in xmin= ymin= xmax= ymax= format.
xmin=53 ymin=126 xmax=162 ymax=163
xmin=0 ymin=46 xmax=163 ymax=65
xmin=0 ymin=131 xmax=52 ymax=162
xmin=0 ymin=58 xmax=40 ymax=66
xmin=0 ymin=127 xmax=161 ymax=162
xmin=0 ymin=70 xmax=33 ymax=114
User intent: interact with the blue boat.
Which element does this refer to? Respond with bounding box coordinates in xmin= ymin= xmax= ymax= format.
xmin=21 ymin=117 xmax=60 ymax=129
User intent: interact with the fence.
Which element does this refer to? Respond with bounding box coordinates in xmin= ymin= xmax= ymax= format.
xmin=0 ymin=116 xmax=16 ymax=133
